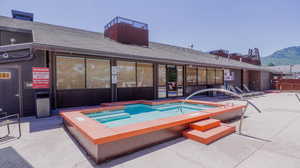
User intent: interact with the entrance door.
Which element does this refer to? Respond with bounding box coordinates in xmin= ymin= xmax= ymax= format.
xmin=0 ymin=68 xmax=20 ymax=115
xmin=167 ymin=65 xmax=177 ymax=97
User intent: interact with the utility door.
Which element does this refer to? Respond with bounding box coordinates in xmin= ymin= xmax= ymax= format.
xmin=0 ymin=68 xmax=20 ymax=115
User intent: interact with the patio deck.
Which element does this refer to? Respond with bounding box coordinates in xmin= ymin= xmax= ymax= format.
xmin=1 ymin=93 xmax=300 ymax=168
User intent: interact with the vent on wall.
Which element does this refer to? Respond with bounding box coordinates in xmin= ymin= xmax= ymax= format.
xmin=11 ymin=10 xmax=34 ymax=21
xmin=104 ymin=16 xmax=149 ymax=47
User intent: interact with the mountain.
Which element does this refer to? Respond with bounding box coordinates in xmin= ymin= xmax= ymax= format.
xmin=262 ymin=46 xmax=300 ymax=66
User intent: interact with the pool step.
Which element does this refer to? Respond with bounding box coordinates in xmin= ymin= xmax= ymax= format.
xmin=155 ymin=104 xmax=210 ymax=112
xmin=94 ymin=113 xmax=130 ymax=122
xmin=183 ymin=121 xmax=235 ymax=144
xmin=86 ymin=110 xmax=124 ymax=118
xmin=190 ymin=118 xmax=221 ymax=131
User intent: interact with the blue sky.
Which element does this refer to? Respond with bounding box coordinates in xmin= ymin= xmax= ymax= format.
xmin=1 ymin=0 xmax=300 ymax=56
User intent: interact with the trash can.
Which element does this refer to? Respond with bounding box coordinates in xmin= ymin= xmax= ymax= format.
xmin=35 ymin=91 xmax=50 ymax=118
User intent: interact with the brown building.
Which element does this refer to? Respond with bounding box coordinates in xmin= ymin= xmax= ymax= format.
xmin=0 ymin=14 xmax=275 ymax=117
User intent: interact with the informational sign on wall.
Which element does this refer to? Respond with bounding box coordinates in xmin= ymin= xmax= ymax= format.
xmin=32 ymin=67 xmax=50 ymax=89
xmin=224 ymin=69 xmax=235 ymax=81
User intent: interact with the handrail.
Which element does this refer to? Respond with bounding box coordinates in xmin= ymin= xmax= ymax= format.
xmin=179 ymin=88 xmax=262 ymax=134
xmin=295 ymin=93 xmax=300 ymax=103
xmin=104 ymin=16 xmax=148 ymax=31
xmin=0 ymin=111 xmax=21 ymax=139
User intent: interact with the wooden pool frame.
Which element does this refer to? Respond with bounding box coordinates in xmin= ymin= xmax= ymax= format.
xmin=61 ymin=99 xmax=245 ymax=163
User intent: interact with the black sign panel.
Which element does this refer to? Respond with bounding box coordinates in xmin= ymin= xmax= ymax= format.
xmin=0 ymin=49 xmax=31 ymax=63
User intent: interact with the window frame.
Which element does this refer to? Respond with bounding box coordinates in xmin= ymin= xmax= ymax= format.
xmin=215 ymin=69 xmax=224 ymax=85
xmin=116 ymin=60 xmax=137 ymax=88
xmin=207 ymin=67 xmax=216 ymax=85
xmin=56 ymin=56 xmax=86 ymax=90
xmin=86 ymin=58 xmax=111 ymax=89
xmin=198 ymin=67 xmax=207 ymax=85
xmin=186 ymin=66 xmax=198 ymax=86
xmin=55 ymin=55 xmax=111 ymax=90
xmin=137 ymin=62 xmax=154 ymax=87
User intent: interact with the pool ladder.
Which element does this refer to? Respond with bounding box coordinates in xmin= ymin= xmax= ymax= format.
xmin=179 ymin=88 xmax=262 ymax=136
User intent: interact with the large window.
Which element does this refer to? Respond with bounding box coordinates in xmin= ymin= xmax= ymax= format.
xmin=215 ymin=69 xmax=224 ymax=84
xmin=158 ymin=64 xmax=166 ymax=98
xmin=86 ymin=59 xmax=110 ymax=88
xmin=198 ymin=67 xmax=207 ymax=85
xmin=116 ymin=61 xmax=154 ymax=88
xmin=186 ymin=66 xmax=197 ymax=85
xmin=137 ymin=62 xmax=153 ymax=87
xmin=56 ymin=56 xmax=111 ymax=90
xmin=56 ymin=56 xmax=85 ymax=89
xmin=158 ymin=65 xmax=166 ymax=86
xmin=177 ymin=66 xmax=183 ymax=86
xmin=207 ymin=68 xmax=216 ymax=85
xmin=117 ymin=61 xmax=136 ymax=88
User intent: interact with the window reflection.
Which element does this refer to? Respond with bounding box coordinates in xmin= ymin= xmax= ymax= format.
xmin=186 ymin=66 xmax=197 ymax=85
xmin=117 ymin=61 xmax=136 ymax=88
xmin=86 ymin=59 xmax=110 ymax=88
xmin=137 ymin=62 xmax=153 ymax=87
xmin=56 ymin=56 xmax=85 ymax=89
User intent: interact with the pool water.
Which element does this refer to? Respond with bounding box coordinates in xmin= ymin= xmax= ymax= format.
xmin=86 ymin=103 xmax=214 ymax=127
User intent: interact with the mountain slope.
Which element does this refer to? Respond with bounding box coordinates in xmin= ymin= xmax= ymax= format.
xmin=262 ymin=46 xmax=300 ymax=66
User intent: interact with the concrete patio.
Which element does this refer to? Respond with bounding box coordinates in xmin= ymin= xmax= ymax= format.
xmin=1 ymin=92 xmax=300 ymax=168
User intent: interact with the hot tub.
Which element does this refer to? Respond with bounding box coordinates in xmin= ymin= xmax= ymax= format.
xmin=61 ymin=99 xmax=244 ymax=163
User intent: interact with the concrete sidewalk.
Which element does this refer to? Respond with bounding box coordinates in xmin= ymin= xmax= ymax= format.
xmin=1 ymin=93 xmax=300 ymax=168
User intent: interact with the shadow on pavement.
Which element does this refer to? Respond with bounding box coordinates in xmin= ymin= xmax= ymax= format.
xmin=0 ymin=146 xmax=33 ymax=168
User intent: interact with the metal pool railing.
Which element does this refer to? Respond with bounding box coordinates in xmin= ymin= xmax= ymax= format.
xmin=295 ymin=93 xmax=300 ymax=103
xmin=179 ymin=88 xmax=262 ymax=135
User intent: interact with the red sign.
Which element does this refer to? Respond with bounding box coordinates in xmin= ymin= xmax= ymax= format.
xmin=32 ymin=67 xmax=50 ymax=89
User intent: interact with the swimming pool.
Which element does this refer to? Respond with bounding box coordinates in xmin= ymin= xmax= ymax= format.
xmin=61 ymin=99 xmax=245 ymax=163
xmin=86 ymin=103 xmax=214 ymax=127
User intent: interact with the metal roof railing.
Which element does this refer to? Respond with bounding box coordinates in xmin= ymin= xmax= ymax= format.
xmin=104 ymin=16 xmax=148 ymax=31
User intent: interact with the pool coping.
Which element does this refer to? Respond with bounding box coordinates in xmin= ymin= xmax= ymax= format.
xmin=60 ymin=99 xmax=245 ymax=145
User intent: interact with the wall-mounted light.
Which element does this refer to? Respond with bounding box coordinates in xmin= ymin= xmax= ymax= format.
xmin=10 ymin=38 xmax=16 ymax=44
xmin=2 ymin=52 xmax=9 ymax=58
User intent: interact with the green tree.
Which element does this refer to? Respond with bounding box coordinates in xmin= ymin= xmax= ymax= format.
xmin=268 ymin=62 xmax=275 ymax=66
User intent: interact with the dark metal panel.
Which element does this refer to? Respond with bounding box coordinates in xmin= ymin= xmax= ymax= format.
xmin=185 ymin=85 xmax=207 ymax=96
xmin=56 ymin=88 xmax=111 ymax=108
xmin=0 ymin=50 xmax=45 ymax=116
xmin=0 ymin=30 xmax=33 ymax=46
xmin=0 ymin=67 xmax=20 ymax=115
xmin=117 ymin=87 xmax=154 ymax=101
xmin=135 ymin=87 xmax=154 ymax=100
xmin=21 ymin=50 xmax=46 ymax=116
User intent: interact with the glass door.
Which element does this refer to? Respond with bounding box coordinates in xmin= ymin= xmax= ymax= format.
xmin=157 ymin=64 xmax=183 ymax=98
xmin=177 ymin=66 xmax=183 ymax=96
xmin=167 ymin=65 xmax=177 ymax=97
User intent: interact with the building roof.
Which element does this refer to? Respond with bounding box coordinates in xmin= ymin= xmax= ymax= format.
xmin=0 ymin=15 xmax=275 ymax=72
xmin=267 ymin=64 xmax=300 ymax=74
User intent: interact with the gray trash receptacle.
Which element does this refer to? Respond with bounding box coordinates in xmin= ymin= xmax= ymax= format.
xmin=35 ymin=91 xmax=50 ymax=118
